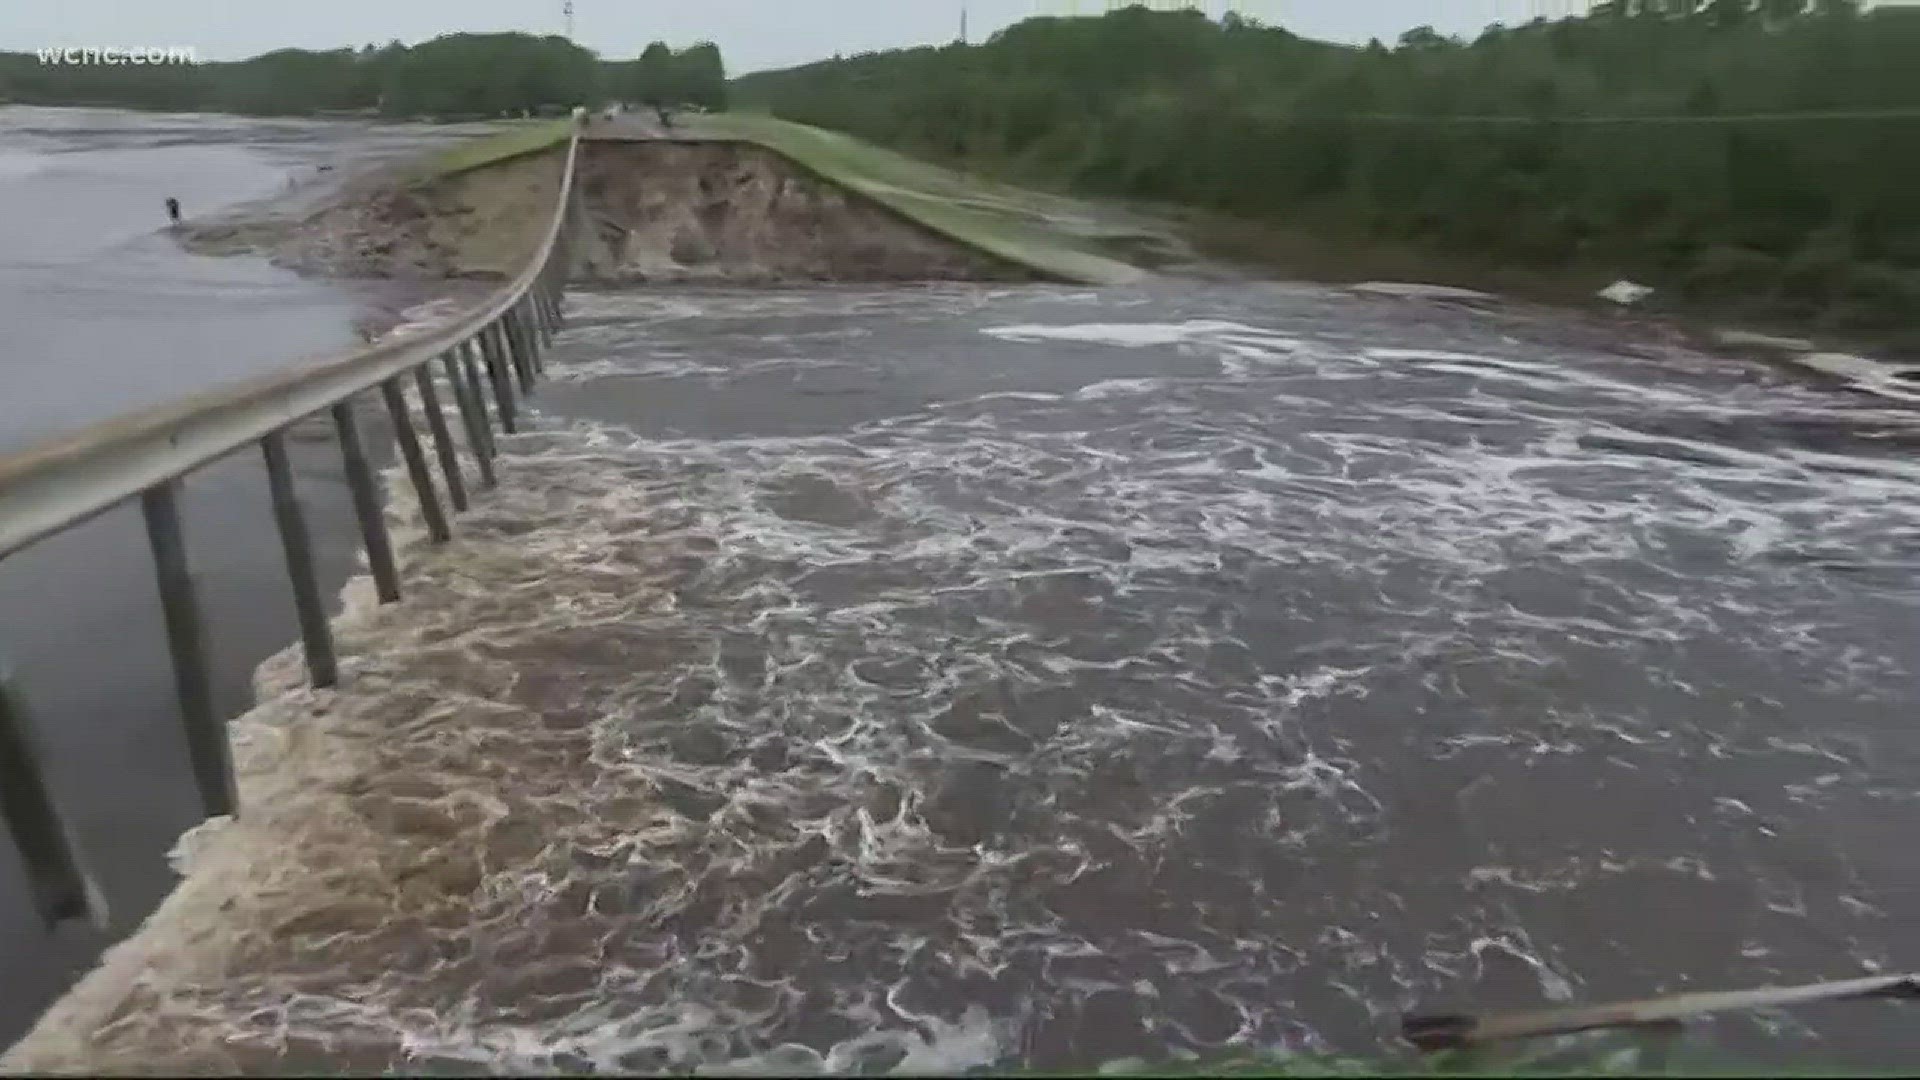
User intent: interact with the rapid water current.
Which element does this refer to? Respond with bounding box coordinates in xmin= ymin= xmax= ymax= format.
xmin=26 ymin=280 xmax=1918 ymax=1073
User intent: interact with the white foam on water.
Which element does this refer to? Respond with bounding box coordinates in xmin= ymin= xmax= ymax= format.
xmin=14 ymin=283 xmax=1920 ymax=1074
xmin=1073 ymin=378 xmax=1170 ymax=401
xmin=381 ymin=296 xmax=473 ymax=341
xmin=1787 ymin=352 xmax=1920 ymax=405
xmin=1366 ymin=348 xmax=1512 ymax=365
xmin=543 ymin=355 xmax=728 ymax=384
xmin=1349 ymin=282 xmax=1498 ymax=303
xmin=984 ymin=320 xmax=1276 ymax=348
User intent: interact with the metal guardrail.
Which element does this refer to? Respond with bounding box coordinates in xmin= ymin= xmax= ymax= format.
xmin=1403 ymin=971 xmax=1920 ymax=1052
xmin=1403 ymin=971 xmax=1920 ymax=1068
xmin=0 ymin=120 xmax=587 ymax=931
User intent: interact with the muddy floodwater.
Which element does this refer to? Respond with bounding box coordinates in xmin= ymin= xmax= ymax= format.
xmin=13 ymin=278 xmax=1919 ymax=1073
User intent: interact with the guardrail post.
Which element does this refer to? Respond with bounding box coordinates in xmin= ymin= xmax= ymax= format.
xmin=0 ymin=666 xmax=105 ymax=929
xmin=533 ymin=290 xmax=556 ymax=348
xmin=380 ymin=378 xmax=451 ymax=544
xmin=542 ymin=266 xmax=562 ymax=327
xmin=480 ymin=323 xmax=519 ymax=435
xmin=445 ymin=347 xmax=497 ymax=490
xmin=505 ymin=311 xmax=537 ymax=393
xmin=530 ymin=298 xmax=550 ymax=371
xmin=332 ymin=400 xmax=402 ymax=604
xmin=506 ymin=307 xmax=529 ymax=382
xmin=526 ymin=290 xmax=547 ymax=346
xmin=412 ymin=366 xmax=469 ymax=514
xmin=458 ymin=341 xmax=500 ymax=457
xmin=521 ymin=301 xmax=548 ymax=374
xmin=261 ymin=432 xmax=338 ymax=688
xmin=141 ymin=482 xmax=238 ymax=821
xmin=563 ymin=183 xmax=584 ymax=298
xmin=514 ymin=307 xmax=537 ymax=382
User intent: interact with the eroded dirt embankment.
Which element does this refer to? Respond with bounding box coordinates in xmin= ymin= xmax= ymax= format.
xmin=573 ymin=141 xmax=1024 ymax=284
xmin=182 ymin=140 xmax=1030 ymax=287
xmin=182 ymin=149 xmax=567 ymax=281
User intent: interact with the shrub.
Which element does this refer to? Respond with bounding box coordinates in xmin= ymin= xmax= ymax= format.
xmin=1815 ymin=263 xmax=1920 ymax=328
xmin=1681 ymin=245 xmax=1782 ymax=301
xmin=1778 ymin=230 xmax=1855 ymax=302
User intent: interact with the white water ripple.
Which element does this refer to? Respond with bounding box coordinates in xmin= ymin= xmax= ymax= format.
xmin=14 ymin=282 xmax=1920 ymax=1075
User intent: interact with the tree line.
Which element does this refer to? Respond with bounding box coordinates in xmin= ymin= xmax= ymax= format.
xmin=0 ymin=33 xmax=727 ymax=120
xmin=736 ymin=2 xmax=1920 ymax=329
xmin=605 ymin=42 xmax=727 ymax=113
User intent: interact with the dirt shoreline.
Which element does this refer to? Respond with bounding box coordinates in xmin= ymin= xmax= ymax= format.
xmin=178 ymin=131 xmax=1039 ymax=302
xmin=172 ymin=149 xmax=560 ymax=337
xmin=573 ymin=140 xmax=1022 ymax=285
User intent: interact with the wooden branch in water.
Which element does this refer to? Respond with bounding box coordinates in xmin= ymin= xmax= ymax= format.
xmin=1403 ymin=972 xmax=1920 ymax=1051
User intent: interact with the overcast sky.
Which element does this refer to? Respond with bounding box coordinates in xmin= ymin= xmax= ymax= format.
xmin=5 ymin=1 xmax=1553 ymax=74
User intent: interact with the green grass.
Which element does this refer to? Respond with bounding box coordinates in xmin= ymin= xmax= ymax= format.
xmin=418 ymin=119 xmax=572 ymax=180
xmin=684 ymin=112 xmax=1158 ymax=286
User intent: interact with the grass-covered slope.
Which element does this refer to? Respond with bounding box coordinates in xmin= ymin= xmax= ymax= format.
xmin=419 ymin=119 xmax=573 ymax=180
xmin=682 ymin=112 xmax=1161 ymax=286
xmin=735 ymin=5 xmax=1920 ymax=332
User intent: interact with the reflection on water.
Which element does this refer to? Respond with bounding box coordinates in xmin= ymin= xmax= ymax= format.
xmin=20 ymin=281 xmax=1920 ymax=1074
xmin=0 ymin=105 xmax=467 ymax=448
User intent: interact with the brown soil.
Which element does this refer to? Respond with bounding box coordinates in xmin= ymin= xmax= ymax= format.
xmin=572 ymin=142 xmax=1026 ymax=285
xmin=179 ymin=141 xmax=1027 ymax=290
xmin=180 ymin=151 xmax=566 ymax=282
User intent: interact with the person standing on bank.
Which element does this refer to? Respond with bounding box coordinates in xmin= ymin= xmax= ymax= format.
xmin=164 ymin=196 xmax=181 ymax=225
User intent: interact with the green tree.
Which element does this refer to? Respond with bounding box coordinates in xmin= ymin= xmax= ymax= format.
xmin=632 ymin=42 xmax=676 ymax=107
xmin=733 ymin=4 xmax=1920 ymax=327
xmin=677 ymin=42 xmax=729 ymax=109
xmin=0 ymin=31 xmax=654 ymax=119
